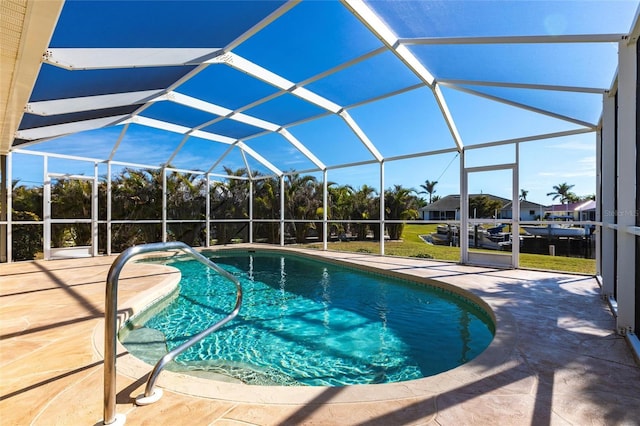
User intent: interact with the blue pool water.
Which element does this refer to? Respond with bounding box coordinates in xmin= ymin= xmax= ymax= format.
xmin=124 ymin=251 xmax=494 ymax=386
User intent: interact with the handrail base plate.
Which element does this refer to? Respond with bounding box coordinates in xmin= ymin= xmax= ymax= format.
xmin=103 ymin=413 xmax=126 ymax=426
xmin=135 ymin=388 xmax=163 ymax=406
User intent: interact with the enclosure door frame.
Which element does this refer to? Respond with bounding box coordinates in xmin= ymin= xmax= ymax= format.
xmin=461 ymin=162 xmax=519 ymax=268
xmin=44 ymin=172 xmax=98 ymax=260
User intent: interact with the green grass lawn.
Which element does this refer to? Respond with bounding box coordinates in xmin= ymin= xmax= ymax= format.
xmin=303 ymin=223 xmax=595 ymax=275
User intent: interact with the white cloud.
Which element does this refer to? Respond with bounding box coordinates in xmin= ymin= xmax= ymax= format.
xmin=537 ymin=154 xmax=595 ymax=179
xmin=545 ymin=140 xmax=595 ymax=151
xmin=577 ymin=156 xmax=596 ymax=164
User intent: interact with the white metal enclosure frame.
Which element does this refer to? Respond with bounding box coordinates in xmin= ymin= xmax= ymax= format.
xmin=44 ymin=171 xmax=98 ymax=260
xmin=461 ymin=162 xmax=519 ymax=269
xmin=1 ymin=0 xmax=639 ymax=362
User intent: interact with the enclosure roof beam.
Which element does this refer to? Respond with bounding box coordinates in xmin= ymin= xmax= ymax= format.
xmin=442 ymin=83 xmax=598 ymax=129
xmin=164 ymin=134 xmax=191 ymax=167
xmin=278 ymin=129 xmax=327 ymax=170
xmin=432 ymin=84 xmax=464 ymax=151
xmin=211 ymin=53 xmax=342 ymax=113
xmin=338 ymin=110 xmax=384 ymax=162
xmin=188 ymin=130 xmax=236 ymax=145
xmin=223 ymin=0 xmax=301 ymax=51
xmin=237 ymin=142 xmax=282 ymax=176
xmin=168 ymin=91 xmax=281 ymax=131
xmin=26 ymin=90 xmax=165 ymax=116
xmin=125 ymin=115 xmax=237 ymax=144
xmin=211 ymin=52 xmax=385 ymax=162
xmin=437 ymin=79 xmax=607 ymax=94
xmin=15 ymin=115 xmax=129 ymax=141
xmin=108 ymin=122 xmax=130 ymax=161
xmin=43 ymin=48 xmax=224 ymax=70
xmin=342 ymin=0 xmax=464 ymax=151
xmin=464 ymin=128 xmax=594 ymax=151
xmin=341 ymin=0 xmax=434 ymax=87
xmin=239 ymin=149 xmax=253 ymax=178
xmin=398 ymin=34 xmax=626 ymax=45
xmin=205 ymin=144 xmax=236 ymax=175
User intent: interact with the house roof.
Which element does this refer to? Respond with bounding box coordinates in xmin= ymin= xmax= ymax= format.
xmin=502 ymin=200 xmax=548 ymax=210
xmin=419 ymin=193 xmax=510 ymax=212
xmin=547 ymin=200 xmax=596 ymax=212
xmin=2 ymin=1 xmax=638 ymax=178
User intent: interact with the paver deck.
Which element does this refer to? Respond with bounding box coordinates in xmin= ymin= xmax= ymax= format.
xmin=1 ymin=245 xmax=638 ymax=425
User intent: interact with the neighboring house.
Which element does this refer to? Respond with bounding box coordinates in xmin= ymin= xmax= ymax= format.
xmin=545 ymin=200 xmax=596 ymax=221
xmin=501 ymin=200 xmax=548 ymax=221
xmin=419 ymin=194 xmax=462 ymax=220
xmin=420 ymin=194 xmax=521 ymax=220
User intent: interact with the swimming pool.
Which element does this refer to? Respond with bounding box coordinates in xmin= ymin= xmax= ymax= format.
xmin=122 ymin=251 xmax=494 ymax=386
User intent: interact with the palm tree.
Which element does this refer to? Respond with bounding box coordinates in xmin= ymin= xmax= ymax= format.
xmin=419 ymin=180 xmax=438 ymax=204
xmin=165 ymin=169 xmax=207 ymax=245
xmin=50 ymin=178 xmax=93 ymax=248
xmin=547 ymin=182 xmax=575 ymax=205
xmin=385 ymin=185 xmax=419 ymax=240
xmin=11 ymin=179 xmax=43 ymax=260
xmin=519 ymin=189 xmax=528 ymax=201
xmin=284 ymin=173 xmax=320 ymax=242
xmin=210 ymin=167 xmax=250 ymax=244
xmin=253 ymin=175 xmax=280 ymax=243
xmin=327 ymin=183 xmax=354 ymax=235
xmin=351 ymin=185 xmax=377 ymax=240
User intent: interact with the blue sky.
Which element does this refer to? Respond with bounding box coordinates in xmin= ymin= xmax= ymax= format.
xmin=13 ymin=0 xmax=639 ymax=207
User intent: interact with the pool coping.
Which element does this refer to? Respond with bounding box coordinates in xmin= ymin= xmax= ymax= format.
xmin=93 ymin=245 xmax=517 ymax=405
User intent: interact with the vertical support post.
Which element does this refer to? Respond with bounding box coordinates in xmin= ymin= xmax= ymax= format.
xmin=249 ymin=179 xmax=253 ymax=244
xmin=205 ymin=175 xmax=211 ymax=247
xmin=323 ymin=169 xmax=328 ymax=251
xmin=6 ymin=153 xmax=11 ymax=263
xmin=512 ymin=145 xmax=520 ymax=268
xmin=616 ymin=37 xmax=637 ymax=334
xmin=595 ymin=122 xmax=602 ymax=277
xmin=379 ymin=160 xmax=385 ymax=255
xmin=92 ymin=162 xmax=99 ymax=256
xmin=0 ymin=154 xmax=7 ymax=263
xmin=460 ymin=149 xmax=468 ymax=263
xmin=43 ymin=156 xmax=51 ymax=260
xmin=280 ymin=175 xmax=285 ymax=247
xmin=601 ymin=93 xmax=616 ymax=297
xmin=162 ymin=168 xmax=167 ymax=243
xmin=106 ymin=161 xmax=112 ymax=256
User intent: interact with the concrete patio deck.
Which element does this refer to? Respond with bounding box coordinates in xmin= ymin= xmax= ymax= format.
xmin=1 ymin=245 xmax=638 ymax=425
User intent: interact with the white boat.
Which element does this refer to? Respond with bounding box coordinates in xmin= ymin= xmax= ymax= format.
xmin=522 ymin=224 xmax=585 ymax=237
xmin=427 ymin=224 xmax=521 ymax=250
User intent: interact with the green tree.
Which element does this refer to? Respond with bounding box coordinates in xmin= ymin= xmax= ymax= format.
xmin=253 ymin=174 xmax=280 ymax=243
xmin=565 ymin=192 xmax=580 ymax=204
xmin=210 ymin=167 xmax=250 ymax=244
xmin=419 ymin=180 xmax=438 ymax=204
xmin=351 ymin=185 xmax=378 ymax=240
xmin=11 ymin=180 xmax=43 ymax=260
xmin=327 ymin=183 xmax=354 ymax=235
xmin=327 ymin=183 xmax=353 ymax=221
xmin=547 ymin=182 xmax=575 ymax=205
xmin=166 ymin=170 xmax=207 ymax=245
xmin=110 ymin=167 xmax=163 ymax=250
xmin=50 ymin=178 xmax=92 ymax=248
xmin=519 ymin=189 xmax=528 ymax=201
xmin=384 ymin=185 xmax=419 ymax=240
xmin=469 ymin=195 xmax=503 ymax=219
xmin=284 ymin=173 xmax=322 ymax=242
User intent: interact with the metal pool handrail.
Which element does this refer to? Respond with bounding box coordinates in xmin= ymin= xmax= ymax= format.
xmin=103 ymin=241 xmax=242 ymax=426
